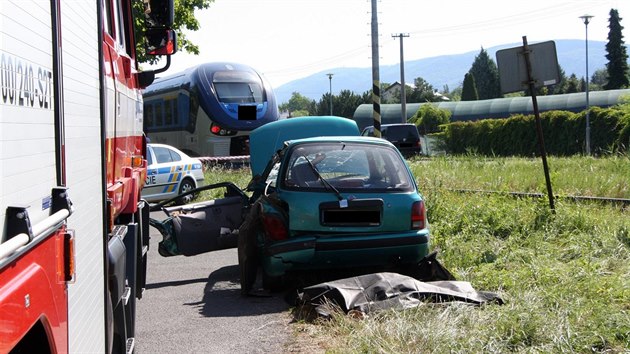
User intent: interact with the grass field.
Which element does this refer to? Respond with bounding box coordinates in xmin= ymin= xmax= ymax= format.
xmin=202 ymin=156 xmax=630 ymax=353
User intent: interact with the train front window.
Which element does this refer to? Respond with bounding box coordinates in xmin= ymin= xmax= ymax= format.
xmin=213 ymin=71 xmax=264 ymax=104
xmin=214 ymin=82 xmax=263 ymax=104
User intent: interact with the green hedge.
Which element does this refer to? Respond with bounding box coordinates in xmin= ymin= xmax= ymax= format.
xmin=440 ymin=105 xmax=630 ymax=156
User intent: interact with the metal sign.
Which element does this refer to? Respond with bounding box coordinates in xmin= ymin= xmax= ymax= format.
xmin=496 ymin=41 xmax=560 ymax=94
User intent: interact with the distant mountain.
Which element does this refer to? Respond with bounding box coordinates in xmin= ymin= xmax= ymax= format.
xmin=274 ymin=39 xmax=622 ymax=105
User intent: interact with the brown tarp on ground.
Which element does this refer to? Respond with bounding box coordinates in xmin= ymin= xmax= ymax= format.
xmin=297 ymin=272 xmax=504 ymax=317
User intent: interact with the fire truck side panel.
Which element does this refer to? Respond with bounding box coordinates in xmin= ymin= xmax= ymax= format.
xmin=58 ymin=1 xmax=108 ymax=353
xmin=1 ymin=1 xmax=68 ymax=352
xmin=0 ymin=230 xmax=69 ymax=353
xmin=2 ymin=0 xmax=167 ymax=351
xmin=0 ymin=0 xmax=58 ymax=236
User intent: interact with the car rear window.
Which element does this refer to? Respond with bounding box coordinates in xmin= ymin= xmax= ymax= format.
xmin=283 ymin=142 xmax=413 ymax=192
xmin=383 ymin=125 xmax=419 ymax=141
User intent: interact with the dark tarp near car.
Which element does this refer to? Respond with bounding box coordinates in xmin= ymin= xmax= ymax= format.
xmin=296 ymin=272 xmax=504 ymax=318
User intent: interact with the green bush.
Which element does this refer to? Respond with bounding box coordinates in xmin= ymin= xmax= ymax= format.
xmin=410 ymin=103 xmax=451 ymax=134
xmin=440 ymin=105 xmax=630 ymax=156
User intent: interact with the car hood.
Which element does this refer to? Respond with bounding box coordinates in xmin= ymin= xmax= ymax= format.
xmin=248 ymin=116 xmax=360 ymax=177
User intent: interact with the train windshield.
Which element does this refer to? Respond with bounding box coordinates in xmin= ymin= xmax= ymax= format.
xmin=213 ymin=71 xmax=264 ymax=104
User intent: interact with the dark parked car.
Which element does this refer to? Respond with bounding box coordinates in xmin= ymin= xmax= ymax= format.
xmin=361 ymin=123 xmax=422 ymax=157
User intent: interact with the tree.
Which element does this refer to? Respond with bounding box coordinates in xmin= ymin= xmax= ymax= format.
xmin=551 ymin=66 xmax=569 ymax=94
xmin=290 ymin=110 xmax=310 ymax=117
xmin=316 ymin=90 xmax=368 ymax=118
xmin=279 ymin=92 xmax=316 ymax=117
xmin=461 ymin=73 xmax=478 ymax=101
xmin=566 ymin=74 xmax=582 ymax=93
xmin=448 ymin=86 xmax=463 ymax=101
xmin=406 ymin=77 xmax=438 ymax=103
xmin=469 ymin=48 xmax=502 ymax=99
xmin=409 ymin=104 xmax=451 ymax=134
xmin=134 ymin=0 xmax=215 ymax=65
xmin=591 ymin=68 xmax=609 ymax=90
xmin=604 ymin=9 xmax=630 ymax=89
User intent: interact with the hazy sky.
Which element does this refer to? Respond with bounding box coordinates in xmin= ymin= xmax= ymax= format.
xmin=151 ymin=0 xmax=630 ymax=87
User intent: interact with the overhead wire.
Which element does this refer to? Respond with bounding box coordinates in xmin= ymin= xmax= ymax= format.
xmin=264 ymin=1 xmax=609 ymax=82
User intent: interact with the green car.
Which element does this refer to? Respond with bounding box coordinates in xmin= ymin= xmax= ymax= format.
xmin=150 ymin=116 xmax=430 ymax=293
xmin=239 ymin=116 xmax=430 ymax=292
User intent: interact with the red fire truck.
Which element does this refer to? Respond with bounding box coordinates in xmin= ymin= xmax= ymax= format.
xmin=0 ymin=1 xmax=176 ymax=353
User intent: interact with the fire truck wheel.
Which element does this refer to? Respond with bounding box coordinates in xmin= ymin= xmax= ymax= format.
xmin=176 ymin=179 xmax=195 ymax=205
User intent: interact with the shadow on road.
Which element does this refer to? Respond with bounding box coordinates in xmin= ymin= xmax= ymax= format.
xmin=186 ymin=264 xmax=290 ymax=318
xmin=145 ymin=277 xmax=209 ymax=289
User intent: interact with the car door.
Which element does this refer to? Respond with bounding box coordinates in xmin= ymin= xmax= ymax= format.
xmin=148 ymin=145 xmax=184 ymax=198
xmin=150 ymin=181 xmax=249 ymax=257
xmin=143 ymin=145 xmax=162 ymax=198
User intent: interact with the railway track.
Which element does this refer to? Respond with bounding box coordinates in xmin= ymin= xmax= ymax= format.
xmin=199 ymin=155 xmax=250 ymax=169
xmin=197 ymin=156 xmax=629 ymax=207
xmin=450 ymin=189 xmax=630 ymax=207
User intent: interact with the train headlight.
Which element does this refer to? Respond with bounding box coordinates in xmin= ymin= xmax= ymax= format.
xmin=210 ymin=123 xmax=237 ymax=136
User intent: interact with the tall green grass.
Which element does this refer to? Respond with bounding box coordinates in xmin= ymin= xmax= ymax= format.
xmin=410 ymin=155 xmax=630 ymax=199
xmin=288 ymin=156 xmax=630 ymax=353
xmin=196 ymin=165 xmax=253 ymax=200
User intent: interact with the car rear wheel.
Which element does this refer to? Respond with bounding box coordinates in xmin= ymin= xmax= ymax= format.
xmin=262 ymin=272 xmax=283 ymax=292
xmin=176 ymin=179 xmax=195 ymax=205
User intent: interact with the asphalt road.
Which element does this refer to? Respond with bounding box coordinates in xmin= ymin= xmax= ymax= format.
xmin=135 ymin=211 xmax=293 ymax=354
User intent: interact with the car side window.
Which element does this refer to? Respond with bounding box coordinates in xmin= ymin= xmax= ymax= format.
xmin=147 ymin=148 xmax=154 ymax=165
xmin=169 ymin=149 xmax=182 ymax=162
xmin=153 ymin=146 xmax=174 ymax=164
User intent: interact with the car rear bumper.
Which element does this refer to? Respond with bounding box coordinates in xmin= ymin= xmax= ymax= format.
xmin=398 ymin=147 xmax=422 ymax=157
xmin=261 ymin=231 xmax=430 ymax=276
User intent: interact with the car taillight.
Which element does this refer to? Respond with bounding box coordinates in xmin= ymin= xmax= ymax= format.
xmin=262 ymin=214 xmax=288 ymax=241
xmin=411 ymin=200 xmax=426 ymax=230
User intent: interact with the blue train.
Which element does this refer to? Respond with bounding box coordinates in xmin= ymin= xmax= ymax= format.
xmin=143 ymin=62 xmax=279 ymax=157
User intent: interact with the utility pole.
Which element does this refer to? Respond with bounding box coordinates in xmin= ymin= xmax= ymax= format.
xmin=326 ymin=73 xmax=334 ymax=115
xmin=371 ymin=0 xmax=381 ymax=138
xmin=579 ymin=14 xmax=593 ymax=155
xmin=392 ymin=33 xmax=409 ymax=123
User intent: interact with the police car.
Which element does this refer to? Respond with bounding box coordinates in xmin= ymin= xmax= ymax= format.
xmin=142 ymin=143 xmax=206 ymax=204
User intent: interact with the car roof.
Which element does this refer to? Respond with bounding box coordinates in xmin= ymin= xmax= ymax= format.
xmin=363 ymin=123 xmax=417 ymax=130
xmin=148 ymin=143 xmax=177 ymax=148
xmin=249 ymin=116 xmax=360 ymax=176
xmin=147 ymin=143 xmax=192 ymax=158
xmin=286 ymin=135 xmax=392 ymax=147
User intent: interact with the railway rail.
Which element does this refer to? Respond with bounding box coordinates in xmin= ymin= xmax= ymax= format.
xmin=196 ymin=156 xmax=629 ymax=207
xmin=450 ymin=189 xmax=630 ymax=207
